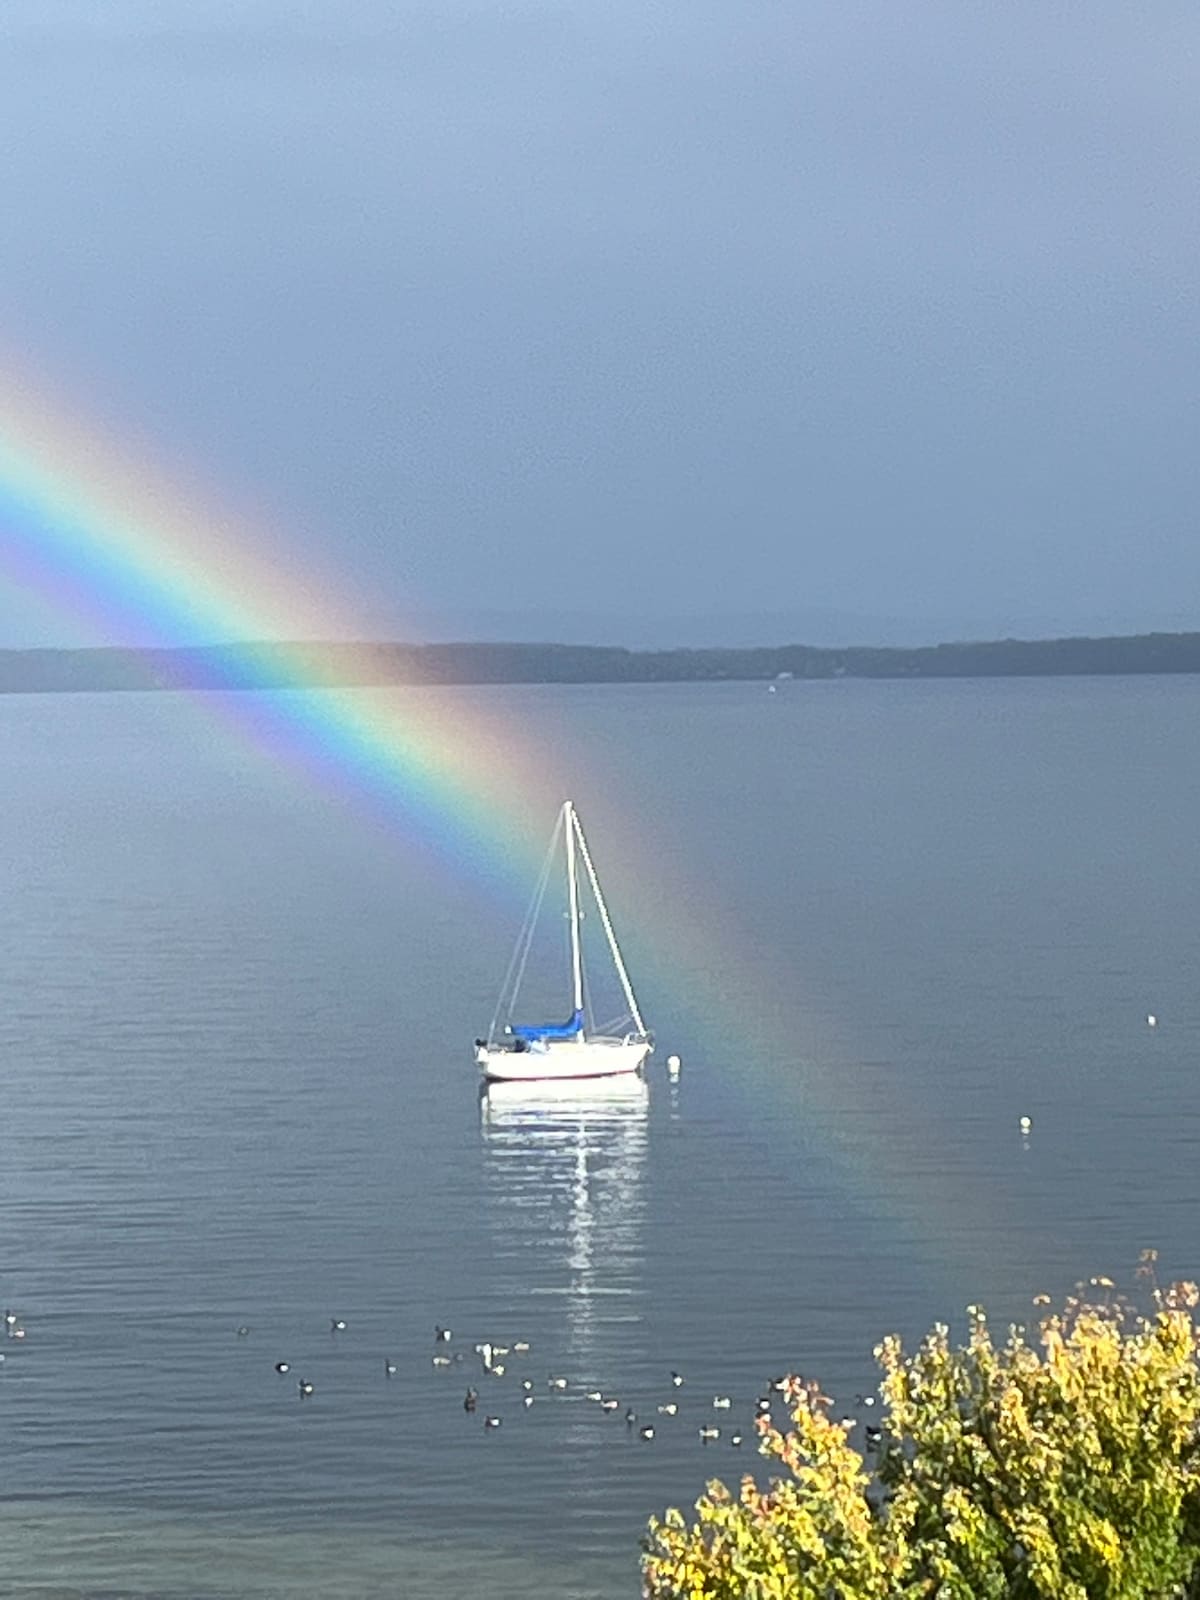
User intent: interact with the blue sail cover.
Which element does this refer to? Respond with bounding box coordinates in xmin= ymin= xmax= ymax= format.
xmin=511 ymin=1008 xmax=585 ymax=1042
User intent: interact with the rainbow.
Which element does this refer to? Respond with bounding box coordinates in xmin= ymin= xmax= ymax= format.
xmin=0 ymin=370 xmax=565 ymax=896
xmin=0 ymin=365 xmax=1026 ymax=1306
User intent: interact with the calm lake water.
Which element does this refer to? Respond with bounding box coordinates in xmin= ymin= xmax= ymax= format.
xmin=2 ymin=677 xmax=1199 ymax=1598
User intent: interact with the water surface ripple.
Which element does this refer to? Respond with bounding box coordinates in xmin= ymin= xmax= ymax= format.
xmin=2 ymin=678 xmax=1199 ymax=1596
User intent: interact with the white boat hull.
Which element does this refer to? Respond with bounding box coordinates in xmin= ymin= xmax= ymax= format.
xmin=476 ymin=1036 xmax=651 ymax=1083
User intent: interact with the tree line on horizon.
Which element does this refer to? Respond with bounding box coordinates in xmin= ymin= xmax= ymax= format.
xmin=3 ymin=632 xmax=1200 ymax=692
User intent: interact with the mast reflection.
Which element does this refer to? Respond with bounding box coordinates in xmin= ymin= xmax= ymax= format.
xmin=479 ymin=1076 xmax=649 ymax=1370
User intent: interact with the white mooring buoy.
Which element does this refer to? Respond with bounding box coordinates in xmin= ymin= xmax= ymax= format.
xmin=666 ymin=1053 xmax=682 ymax=1079
xmin=1147 ymin=1014 xmax=1158 ymax=1028
xmin=1019 ymin=1115 xmax=1032 ymax=1135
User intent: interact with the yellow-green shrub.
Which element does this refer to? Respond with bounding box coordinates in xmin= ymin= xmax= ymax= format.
xmin=643 ymin=1265 xmax=1200 ymax=1599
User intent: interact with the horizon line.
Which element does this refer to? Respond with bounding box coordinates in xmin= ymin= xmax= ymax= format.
xmin=4 ymin=626 xmax=1200 ymax=656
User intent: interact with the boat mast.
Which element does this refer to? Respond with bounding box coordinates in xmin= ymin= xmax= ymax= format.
xmin=564 ymin=800 xmax=584 ymax=1017
xmin=570 ymin=805 xmax=647 ymax=1037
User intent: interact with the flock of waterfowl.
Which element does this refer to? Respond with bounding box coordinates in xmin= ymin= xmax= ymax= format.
xmin=2 ymin=1304 xmax=887 ymax=1460
xmin=453 ymin=1341 xmax=888 ymax=1451
xmin=449 ymin=1333 xmax=792 ymax=1444
xmin=215 ymin=1315 xmax=882 ymax=1452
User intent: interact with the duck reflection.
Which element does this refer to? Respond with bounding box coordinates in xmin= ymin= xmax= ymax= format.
xmin=479 ymin=1076 xmax=649 ymax=1368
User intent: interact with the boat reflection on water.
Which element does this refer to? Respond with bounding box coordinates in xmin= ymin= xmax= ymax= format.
xmin=481 ymin=1073 xmax=651 ymax=1117
xmin=479 ymin=1075 xmax=649 ymax=1373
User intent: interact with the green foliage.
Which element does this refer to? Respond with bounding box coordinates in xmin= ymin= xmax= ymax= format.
xmin=643 ymin=1261 xmax=1200 ymax=1599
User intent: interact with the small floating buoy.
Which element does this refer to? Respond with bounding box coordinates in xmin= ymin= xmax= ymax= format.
xmin=625 ymin=1408 xmax=637 ymax=1426
xmin=236 ymin=1325 xmax=250 ymax=1338
xmin=435 ymin=1325 xmax=452 ymax=1342
xmin=666 ymin=1054 xmax=681 ymax=1079
xmin=330 ymin=1318 xmax=346 ymax=1333
xmin=522 ymin=1394 xmax=534 ymax=1408
xmin=699 ymin=1425 xmax=720 ymax=1443
xmin=639 ymin=1424 xmax=655 ymax=1441
xmin=1147 ymin=1014 xmax=1158 ymax=1028
xmin=484 ymin=1415 xmax=502 ymax=1429
xmin=1019 ymin=1115 xmax=1032 ymax=1134
xmin=585 ymin=1390 xmax=604 ymax=1403
xmin=671 ymin=1370 xmax=684 ymax=1387
xmin=298 ymin=1379 xmax=314 ymax=1397
xmin=656 ymin=1401 xmax=678 ymax=1416
xmin=712 ymin=1396 xmax=731 ymax=1409
xmin=274 ymin=1361 xmax=290 ymax=1375
xmin=730 ymin=1432 xmax=743 ymax=1447
xmin=384 ymin=1359 xmax=397 ymax=1377
xmin=548 ymin=1375 xmax=568 ymax=1391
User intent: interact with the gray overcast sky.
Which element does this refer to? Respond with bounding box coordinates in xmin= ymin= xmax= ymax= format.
xmin=0 ymin=0 xmax=1196 ymax=647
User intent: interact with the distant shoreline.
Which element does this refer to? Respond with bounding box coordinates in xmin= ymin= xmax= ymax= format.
xmin=2 ymin=633 xmax=1200 ymax=693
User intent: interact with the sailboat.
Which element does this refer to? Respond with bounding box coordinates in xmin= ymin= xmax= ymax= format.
xmin=474 ymin=801 xmax=653 ymax=1083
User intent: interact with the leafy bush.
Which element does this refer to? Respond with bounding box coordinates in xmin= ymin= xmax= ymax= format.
xmin=643 ymin=1259 xmax=1200 ymax=1599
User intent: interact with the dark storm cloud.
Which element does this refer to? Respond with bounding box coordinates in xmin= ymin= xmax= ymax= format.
xmin=0 ymin=1 xmax=1196 ymax=645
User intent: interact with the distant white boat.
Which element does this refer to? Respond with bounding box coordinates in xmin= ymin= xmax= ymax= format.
xmin=474 ymin=801 xmax=652 ymax=1083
